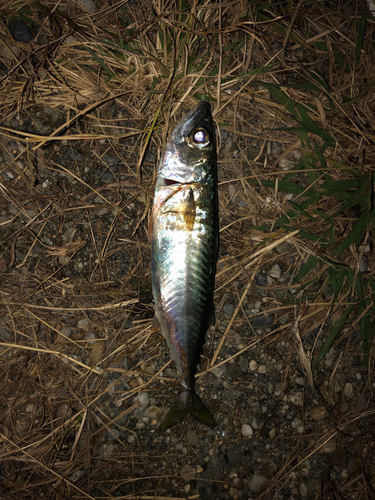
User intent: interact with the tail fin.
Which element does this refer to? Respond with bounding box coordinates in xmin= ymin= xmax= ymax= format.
xmin=158 ymin=389 xmax=215 ymax=430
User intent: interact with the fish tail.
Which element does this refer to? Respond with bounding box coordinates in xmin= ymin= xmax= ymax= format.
xmin=158 ymin=389 xmax=215 ymax=430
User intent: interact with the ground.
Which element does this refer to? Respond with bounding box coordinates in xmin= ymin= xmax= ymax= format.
xmin=1 ymin=1 xmax=375 ymax=499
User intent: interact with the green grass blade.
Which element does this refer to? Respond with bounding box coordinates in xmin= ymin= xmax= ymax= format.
xmin=355 ymin=3 xmax=367 ymax=67
xmin=334 ymin=206 xmax=375 ymax=256
xmin=313 ymin=304 xmax=355 ymax=367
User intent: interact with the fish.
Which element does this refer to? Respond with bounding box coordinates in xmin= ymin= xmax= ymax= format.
xmin=149 ymin=101 xmax=218 ymax=430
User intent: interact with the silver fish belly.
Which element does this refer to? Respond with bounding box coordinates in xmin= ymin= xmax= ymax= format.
xmin=149 ymin=101 xmax=218 ymax=429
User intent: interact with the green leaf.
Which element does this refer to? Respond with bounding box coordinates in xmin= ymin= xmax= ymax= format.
xmin=334 ymin=206 xmax=375 ymax=256
xmin=293 ymin=255 xmax=319 ymax=284
xmin=355 ymin=3 xmax=367 ymax=67
xmin=313 ymin=304 xmax=355 ymax=367
xmin=84 ymin=47 xmax=115 ymax=78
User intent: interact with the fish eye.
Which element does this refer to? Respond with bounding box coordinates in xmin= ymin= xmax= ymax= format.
xmin=191 ymin=127 xmax=210 ymax=148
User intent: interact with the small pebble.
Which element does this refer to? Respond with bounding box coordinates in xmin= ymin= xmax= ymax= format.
xmin=344 ymin=382 xmax=354 ymax=399
xmin=180 ymin=464 xmax=196 ymax=479
xmin=268 ymin=264 xmax=281 ymax=279
xmin=145 ymin=406 xmax=164 ymax=420
xmin=223 ymin=304 xmax=235 ymax=316
xmin=341 ymin=468 xmax=349 ymax=480
xmin=9 ymin=20 xmax=33 ymax=42
xmin=136 ymin=392 xmax=149 ymax=409
xmin=322 ymin=440 xmax=336 ymax=454
xmin=211 ymin=365 xmax=226 ymax=379
xmin=248 ymin=473 xmax=268 ymax=493
xmin=300 ymin=483 xmax=308 ymax=497
xmin=279 ymin=159 xmax=295 ymax=170
xmin=186 ymin=430 xmax=200 ymax=446
xmin=241 ymin=424 xmax=253 ymax=437
xmin=310 ymin=405 xmax=328 ymax=422
xmin=258 ymin=364 xmax=267 ymax=374
xmin=249 ymin=359 xmax=258 ymax=372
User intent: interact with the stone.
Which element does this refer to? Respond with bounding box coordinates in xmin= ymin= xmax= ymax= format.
xmin=56 ymin=404 xmax=72 ymax=419
xmin=279 ymin=159 xmax=295 ymax=170
xmin=255 ymin=274 xmax=268 ymax=286
xmin=140 ymin=361 xmax=156 ymax=375
xmin=268 ymin=264 xmax=282 ymax=279
xmin=211 ymin=365 xmax=226 ymax=379
xmin=289 ymin=390 xmax=304 ymax=406
xmin=227 ymin=363 xmax=244 ymax=379
xmin=60 ymin=326 xmax=72 ymax=337
xmin=107 ymin=428 xmax=120 ymax=440
xmin=9 ymin=20 xmax=33 ymax=43
xmin=78 ymin=318 xmax=90 ymax=331
xmin=322 ymin=440 xmax=336 ymax=453
xmin=226 ymin=443 xmax=243 ymax=466
xmin=248 ymin=473 xmax=267 ymax=493
xmin=249 ymin=360 xmax=258 ymax=371
xmin=0 ymin=327 xmax=11 ymax=341
xmin=252 ymin=314 xmax=274 ymax=328
xmin=344 ymin=382 xmax=354 ymax=399
xmin=300 ymin=483 xmax=308 ymax=497
xmin=136 ymin=392 xmax=149 ymax=409
xmin=319 ymin=383 xmax=336 ymax=405
xmin=186 ymin=430 xmax=200 ymax=446
xmin=77 ymin=0 xmax=96 ymax=13
xmin=241 ymin=424 xmax=253 ymax=437
xmin=258 ymin=364 xmax=267 ymax=374
xmin=223 ymin=304 xmax=235 ymax=316
xmin=310 ymin=405 xmax=328 ymax=422
xmin=238 ymin=355 xmax=248 ymax=373
xmin=180 ymin=464 xmax=196 ymax=479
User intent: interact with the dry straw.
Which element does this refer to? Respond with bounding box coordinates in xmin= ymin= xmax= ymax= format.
xmin=1 ymin=0 xmax=375 ymax=498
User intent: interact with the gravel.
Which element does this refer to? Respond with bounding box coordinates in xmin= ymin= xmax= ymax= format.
xmin=0 ymin=96 xmax=373 ymax=500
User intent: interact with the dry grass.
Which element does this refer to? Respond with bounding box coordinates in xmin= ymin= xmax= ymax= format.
xmin=1 ymin=0 xmax=375 ymax=498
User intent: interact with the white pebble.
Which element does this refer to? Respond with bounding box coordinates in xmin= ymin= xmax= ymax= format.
xmin=344 ymin=383 xmax=354 ymax=399
xmin=242 ymin=424 xmax=253 ymax=437
xmin=359 ymin=244 xmax=370 ymax=252
xmin=249 ymin=360 xmax=258 ymax=371
xmin=258 ymin=364 xmax=267 ymax=374
xmin=268 ymin=264 xmax=281 ymax=279
xmin=300 ymin=483 xmax=308 ymax=497
xmin=279 ymin=159 xmax=295 ymax=170
xmin=136 ymin=392 xmax=149 ymax=409
xmin=356 ymin=372 xmax=362 ymax=381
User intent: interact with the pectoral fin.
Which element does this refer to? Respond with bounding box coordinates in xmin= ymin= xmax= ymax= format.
xmin=151 ymin=315 xmax=161 ymax=333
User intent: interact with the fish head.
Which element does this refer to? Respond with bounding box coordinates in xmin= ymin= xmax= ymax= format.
xmin=157 ymin=101 xmax=216 ymax=186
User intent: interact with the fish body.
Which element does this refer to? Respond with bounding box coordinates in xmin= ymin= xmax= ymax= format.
xmin=149 ymin=101 xmax=218 ymax=430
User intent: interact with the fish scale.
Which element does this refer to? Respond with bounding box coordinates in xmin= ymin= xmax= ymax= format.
xmin=149 ymin=101 xmax=218 ymax=430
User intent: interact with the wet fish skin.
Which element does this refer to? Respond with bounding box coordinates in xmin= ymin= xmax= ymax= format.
xmin=149 ymin=101 xmax=218 ymax=430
